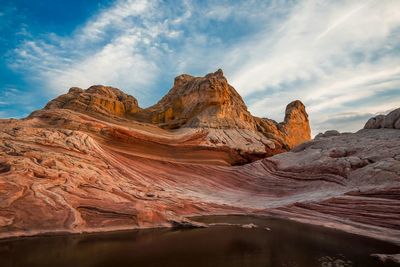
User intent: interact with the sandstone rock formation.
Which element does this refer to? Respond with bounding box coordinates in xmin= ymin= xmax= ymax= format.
xmin=0 ymin=70 xmax=398 ymax=247
xmin=42 ymin=69 xmax=311 ymax=164
xmin=144 ymin=69 xmax=256 ymax=130
xmin=0 ymin=108 xmax=399 ymax=244
xmin=45 ymin=85 xmax=141 ymax=119
xmin=273 ymin=100 xmax=311 ymax=148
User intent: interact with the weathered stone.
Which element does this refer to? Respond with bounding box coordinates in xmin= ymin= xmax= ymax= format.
xmin=315 ymin=130 xmax=341 ymax=139
xmin=45 ymin=85 xmax=141 ymax=118
xmin=383 ymin=108 xmax=400 ymax=129
xmin=1 ymin=70 xmax=398 ymax=245
xmin=0 ymin=109 xmax=399 ymax=243
xmin=39 ymin=70 xmax=312 ymax=160
xmin=279 ymin=100 xmax=311 ymax=148
xmin=364 ymin=115 xmax=385 ymax=129
xmin=364 ymin=108 xmax=400 ymax=129
xmin=144 ymin=69 xmax=257 ymax=130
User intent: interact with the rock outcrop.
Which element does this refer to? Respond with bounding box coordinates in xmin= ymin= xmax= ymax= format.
xmin=256 ymin=100 xmax=311 ymax=149
xmin=364 ymin=108 xmax=400 ymax=129
xmin=1 ymin=69 xmax=398 ymax=246
xmin=0 ymin=105 xmax=399 ymax=244
xmin=144 ymin=69 xmax=256 ymax=130
xmin=279 ymin=100 xmax=311 ymax=147
xmin=37 ymin=69 xmax=311 ymax=163
xmin=45 ymin=85 xmax=141 ymax=119
xmin=315 ymin=130 xmax=341 ymax=139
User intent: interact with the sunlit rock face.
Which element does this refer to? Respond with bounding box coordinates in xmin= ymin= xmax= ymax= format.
xmin=280 ymin=100 xmax=311 ymax=148
xmin=40 ymin=69 xmax=312 ymax=163
xmin=145 ymin=69 xmax=257 ymax=130
xmin=45 ymin=85 xmax=141 ymax=119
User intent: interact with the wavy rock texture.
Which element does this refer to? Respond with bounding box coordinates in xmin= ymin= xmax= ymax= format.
xmin=1 ymin=107 xmax=399 ymax=243
xmin=0 ymin=71 xmax=399 ymax=245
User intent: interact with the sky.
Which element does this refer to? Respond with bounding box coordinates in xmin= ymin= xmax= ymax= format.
xmin=0 ymin=0 xmax=399 ymax=135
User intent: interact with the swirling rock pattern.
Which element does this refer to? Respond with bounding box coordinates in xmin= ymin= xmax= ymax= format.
xmin=0 ymin=112 xmax=399 ymax=243
xmin=0 ymin=71 xmax=399 ymax=245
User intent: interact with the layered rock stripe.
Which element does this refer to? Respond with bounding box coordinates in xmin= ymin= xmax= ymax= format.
xmin=0 ymin=70 xmax=399 ymax=246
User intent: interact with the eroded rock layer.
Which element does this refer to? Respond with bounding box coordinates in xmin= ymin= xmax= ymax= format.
xmin=45 ymin=86 xmax=141 ymax=119
xmin=44 ymin=70 xmax=311 ymax=163
xmin=0 ymin=107 xmax=399 ymax=244
xmin=0 ymin=70 xmax=398 ymax=245
xmin=144 ymin=69 xmax=256 ymax=130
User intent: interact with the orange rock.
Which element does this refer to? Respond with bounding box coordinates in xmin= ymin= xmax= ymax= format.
xmin=39 ymin=69 xmax=311 ymax=160
xmin=0 ymin=105 xmax=399 ymax=242
xmin=280 ymin=100 xmax=311 ymax=148
xmin=45 ymin=85 xmax=141 ymax=118
xmin=144 ymin=69 xmax=257 ymax=130
xmin=0 ymin=71 xmax=399 ymax=243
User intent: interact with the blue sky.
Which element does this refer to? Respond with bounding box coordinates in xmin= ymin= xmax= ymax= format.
xmin=1 ymin=0 xmax=399 ymax=134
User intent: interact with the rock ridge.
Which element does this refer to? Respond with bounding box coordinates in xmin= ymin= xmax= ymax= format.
xmin=42 ymin=69 xmax=311 ymax=160
xmin=364 ymin=108 xmax=400 ymax=129
xmin=45 ymin=85 xmax=141 ymax=119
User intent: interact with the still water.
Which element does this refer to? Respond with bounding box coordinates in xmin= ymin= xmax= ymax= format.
xmin=0 ymin=215 xmax=399 ymax=267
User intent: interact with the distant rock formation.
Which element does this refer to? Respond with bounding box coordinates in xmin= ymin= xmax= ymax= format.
xmin=315 ymin=130 xmax=341 ymax=139
xmin=364 ymin=108 xmax=400 ymax=129
xmin=43 ymin=69 xmax=311 ymax=161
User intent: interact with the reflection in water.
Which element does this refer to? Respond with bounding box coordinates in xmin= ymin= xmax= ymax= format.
xmin=0 ymin=215 xmax=399 ymax=267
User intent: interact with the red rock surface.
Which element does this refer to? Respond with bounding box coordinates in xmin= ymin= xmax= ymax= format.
xmin=0 ymin=71 xmax=399 ymax=245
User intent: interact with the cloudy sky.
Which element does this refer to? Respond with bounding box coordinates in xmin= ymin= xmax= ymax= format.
xmin=1 ymin=0 xmax=399 ymax=134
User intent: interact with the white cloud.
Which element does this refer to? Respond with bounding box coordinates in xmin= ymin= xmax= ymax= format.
xmin=10 ymin=0 xmax=177 ymax=101
xmin=223 ymin=0 xmax=400 ymax=133
xmin=77 ymin=0 xmax=152 ymax=42
xmin=229 ymin=0 xmax=400 ymax=95
xmin=7 ymin=0 xmax=400 ymax=133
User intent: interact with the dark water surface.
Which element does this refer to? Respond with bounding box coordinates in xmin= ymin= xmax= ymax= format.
xmin=0 ymin=215 xmax=399 ymax=267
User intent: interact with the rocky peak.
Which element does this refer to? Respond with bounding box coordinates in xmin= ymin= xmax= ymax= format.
xmin=283 ymin=100 xmax=308 ymax=123
xmin=39 ymin=69 xmax=312 ymax=154
xmin=280 ymin=100 xmax=311 ymax=148
xmin=146 ymin=69 xmax=256 ymax=129
xmin=205 ymin=68 xmax=224 ymax=78
xmin=45 ymin=85 xmax=140 ymax=118
xmin=255 ymin=100 xmax=311 ymax=149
